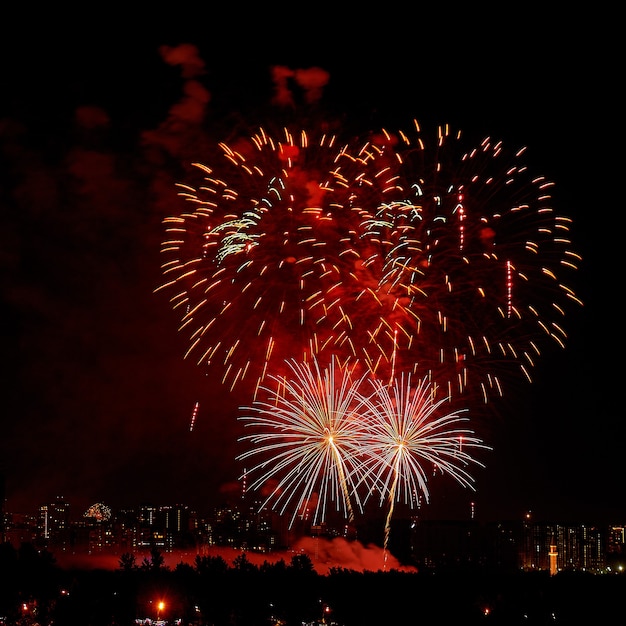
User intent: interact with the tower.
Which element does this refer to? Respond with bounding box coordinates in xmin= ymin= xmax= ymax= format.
xmin=549 ymin=536 xmax=558 ymax=575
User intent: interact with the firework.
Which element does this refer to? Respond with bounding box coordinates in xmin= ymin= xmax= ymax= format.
xmin=357 ymin=373 xmax=489 ymax=557
xmin=236 ymin=355 xmax=373 ymax=529
xmin=159 ymin=121 xmax=582 ymax=408
xmin=156 ymin=116 xmax=582 ymax=561
xmin=84 ymin=502 xmax=112 ymax=522
xmin=237 ymin=356 xmax=488 ymax=556
xmin=158 ymin=128 xmax=366 ymax=396
xmin=330 ymin=123 xmax=583 ymax=405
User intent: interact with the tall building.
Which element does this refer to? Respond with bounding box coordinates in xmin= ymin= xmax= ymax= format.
xmin=607 ymin=525 xmax=625 ymax=562
xmin=39 ymin=495 xmax=71 ymax=548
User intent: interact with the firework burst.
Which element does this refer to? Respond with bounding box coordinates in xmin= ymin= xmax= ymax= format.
xmin=237 ymin=356 xmax=488 ymax=545
xmin=158 ymin=128 xmax=368 ymax=395
xmin=159 ymin=120 xmax=582 ymax=410
xmin=357 ymin=373 xmax=489 ymax=557
xmin=236 ymin=356 xmax=373 ymax=529
xmin=331 ymin=122 xmax=583 ymax=405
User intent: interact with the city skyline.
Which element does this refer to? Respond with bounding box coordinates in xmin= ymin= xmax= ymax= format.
xmin=1 ymin=16 xmax=621 ymax=530
xmin=3 ymin=490 xmax=623 ymax=577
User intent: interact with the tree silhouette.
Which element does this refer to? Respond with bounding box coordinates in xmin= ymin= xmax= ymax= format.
xmin=119 ymin=551 xmax=137 ymax=571
xmin=232 ymin=551 xmax=258 ymax=573
xmin=194 ymin=553 xmax=229 ymax=576
xmin=289 ymin=553 xmax=315 ymax=573
xmin=141 ymin=546 xmax=166 ymax=571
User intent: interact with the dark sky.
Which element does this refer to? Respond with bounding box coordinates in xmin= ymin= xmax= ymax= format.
xmin=1 ymin=14 xmax=621 ymax=527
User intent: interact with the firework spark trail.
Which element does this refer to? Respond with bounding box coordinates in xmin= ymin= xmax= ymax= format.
xmin=189 ymin=401 xmax=200 ymax=432
xmin=236 ymin=356 xmax=373 ymax=528
xmin=357 ymin=373 xmax=489 ymax=562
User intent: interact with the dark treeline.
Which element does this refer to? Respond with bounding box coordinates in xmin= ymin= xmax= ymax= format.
xmin=1 ymin=541 xmax=625 ymax=626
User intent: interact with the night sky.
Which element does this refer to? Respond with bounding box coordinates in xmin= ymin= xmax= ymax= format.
xmin=1 ymin=14 xmax=621 ymax=527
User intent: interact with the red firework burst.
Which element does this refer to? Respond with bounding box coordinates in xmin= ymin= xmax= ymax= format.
xmin=158 ymin=121 xmax=582 ymax=407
